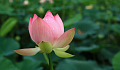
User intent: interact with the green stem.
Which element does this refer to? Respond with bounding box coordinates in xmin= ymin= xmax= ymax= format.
xmin=43 ymin=53 xmax=49 ymax=64
xmin=48 ymin=53 xmax=53 ymax=70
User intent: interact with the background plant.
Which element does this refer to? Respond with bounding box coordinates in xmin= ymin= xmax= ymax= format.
xmin=0 ymin=0 xmax=120 ymax=70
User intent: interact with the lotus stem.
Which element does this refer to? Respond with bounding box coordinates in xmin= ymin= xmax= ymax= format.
xmin=48 ymin=53 xmax=53 ymax=70
xmin=43 ymin=53 xmax=49 ymax=64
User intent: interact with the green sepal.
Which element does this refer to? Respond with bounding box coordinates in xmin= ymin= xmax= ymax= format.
xmin=54 ymin=45 xmax=69 ymax=52
xmin=38 ymin=42 xmax=52 ymax=53
xmin=53 ymin=49 xmax=74 ymax=58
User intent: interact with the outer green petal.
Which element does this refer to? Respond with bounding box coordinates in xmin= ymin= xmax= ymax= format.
xmin=54 ymin=45 xmax=69 ymax=52
xmin=53 ymin=50 xmax=74 ymax=58
xmin=38 ymin=42 xmax=52 ymax=53
xmin=14 ymin=47 xmax=40 ymax=56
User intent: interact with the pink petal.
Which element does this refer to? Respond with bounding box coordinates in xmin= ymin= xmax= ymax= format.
xmin=32 ymin=14 xmax=38 ymax=23
xmin=43 ymin=14 xmax=63 ymax=39
xmin=29 ymin=14 xmax=38 ymax=41
xmin=44 ymin=10 xmax=54 ymax=18
xmin=54 ymin=14 xmax=64 ymax=34
xmin=53 ymin=28 xmax=75 ymax=48
xmin=31 ymin=17 xmax=54 ymax=44
xmin=29 ymin=17 xmax=34 ymax=41
xmin=14 ymin=47 xmax=40 ymax=56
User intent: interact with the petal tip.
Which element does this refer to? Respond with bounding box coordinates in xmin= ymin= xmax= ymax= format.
xmin=14 ymin=50 xmax=17 ymax=53
xmin=54 ymin=14 xmax=59 ymax=18
xmin=30 ymin=17 xmax=33 ymax=22
xmin=14 ymin=50 xmax=21 ymax=55
xmin=72 ymin=28 xmax=75 ymax=30
xmin=70 ymin=28 xmax=75 ymax=33
xmin=34 ymin=14 xmax=37 ymax=17
xmin=32 ymin=14 xmax=38 ymax=23
xmin=56 ymin=14 xmax=59 ymax=16
xmin=45 ymin=10 xmax=53 ymax=17
xmin=30 ymin=17 xmax=32 ymax=19
xmin=47 ymin=10 xmax=51 ymax=12
xmin=33 ymin=14 xmax=38 ymax=19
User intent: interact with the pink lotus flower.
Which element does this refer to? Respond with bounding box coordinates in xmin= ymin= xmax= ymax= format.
xmin=14 ymin=11 xmax=75 ymax=58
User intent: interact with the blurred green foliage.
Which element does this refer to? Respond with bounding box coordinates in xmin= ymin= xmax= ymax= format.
xmin=0 ymin=18 xmax=17 ymax=37
xmin=112 ymin=52 xmax=120 ymax=70
xmin=0 ymin=0 xmax=120 ymax=70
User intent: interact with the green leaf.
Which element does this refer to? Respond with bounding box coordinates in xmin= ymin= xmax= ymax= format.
xmin=111 ymin=24 xmax=120 ymax=35
xmin=0 ymin=18 xmax=17 ymax=37
xmin=0 ymin=4 xmax=14 ymax=15
xmin=112 ymin=52 xmax=120 ymax=70
xmin=56 ymin=59 xmax=102 ymax=70
xmin=16 ymin=58 xmax=42 ymax=70
xmin=75 ymin=45 xmax=99 ymax=52
xmin=38 ymin=42 xmax=52 ymax=53
xmin=36 ymin=67 xmax=43 ymax=70
xmin=64 ymin=14 xmax=82 ymax=28
xmin=54 ymin=50 xmax=74 ymax=58
xmin=24 ymin=53 xmax=46 ymax=64
xmin=0 ymin=37 xmax=20 ymax=56
xmin=0 ymin=57 xmax=19 ymax=70
xmin=75 ymin=20 xmax=99 ymax=39
xmin=100 ymin=49 xmax=114 ymax=63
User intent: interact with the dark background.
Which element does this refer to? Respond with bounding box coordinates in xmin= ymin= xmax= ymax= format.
xmin=0 ymin=0 xmax=120 ymax=70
